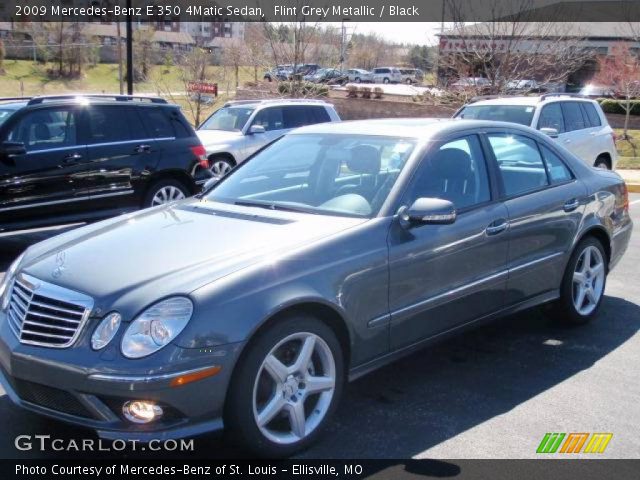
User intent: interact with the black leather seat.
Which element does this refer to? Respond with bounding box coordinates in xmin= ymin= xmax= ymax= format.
xmin=420 ymin=148 xmax=477 ymax=209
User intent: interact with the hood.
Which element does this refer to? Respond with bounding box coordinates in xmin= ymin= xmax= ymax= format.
xmin=20 ymin=199 xmax=366 ymax=305
xmin=196 ymin=129 xmax=243 ymax=147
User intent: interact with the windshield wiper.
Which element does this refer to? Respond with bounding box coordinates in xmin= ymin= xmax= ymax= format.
xmin=234 ymin=200 xmax=310 ymax=214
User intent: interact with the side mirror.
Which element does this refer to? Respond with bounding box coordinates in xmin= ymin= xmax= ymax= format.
xmin=540 ymin=127 xmax=559 ymax=138
xmin=399 ymin=198 xmax=457 ymax=228
xmin=1 ymin=141 xmax=26 ymax=157
xmin=248 ymin=125 xmax=266 ymax=135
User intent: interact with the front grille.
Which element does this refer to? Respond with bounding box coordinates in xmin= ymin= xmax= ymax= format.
xmin=6 ymin=273 xmax=93 ymax=348
xmin=12 ymin=377 xmax=96 ymax=419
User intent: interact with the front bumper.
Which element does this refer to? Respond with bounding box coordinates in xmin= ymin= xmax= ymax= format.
xmin=0 ymin=311 xmax=244 ymax=441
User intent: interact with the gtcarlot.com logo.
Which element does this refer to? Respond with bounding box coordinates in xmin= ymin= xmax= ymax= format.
xmin=536 ymin=433 xmax=613 ymax=454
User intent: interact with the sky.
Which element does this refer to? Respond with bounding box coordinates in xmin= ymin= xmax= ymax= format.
xmin=336 ymin=22 xmax=444 ymax=46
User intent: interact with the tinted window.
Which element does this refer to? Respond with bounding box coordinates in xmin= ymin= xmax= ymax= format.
xmin=488 ymin=133 xmax=549 ymax=196
xmin=7 ymin=107 xmax=77 ymax=151
xmin=310 ymin=106 xmax=330 ymax=123
xmin=561 ymin=102 xmax=587 ymax=131
xmin=0 ymin=108 xmax=17 ymax=127
xmin=581 ymin=102 xmax=602 ymax=127
xmin=541 ymin=145 xmax=573 ymax=183
xmin=282 ymin=106 xmax=331 ymax=128
xmin=166 ymin=108 xmax=192 ymax=138
xmin=538 ymin=103 xmax=565 ymax=133
xmin=87 ymin=106 xmax=132 ymax=143
xmin=408 ymin=135 xmax=490 ymax=210
xmin=457 ymin=105 xmax=535 ymax=126
xmin=252 ymin=107 xmax=284 ymax=131
xmin=139 ymin=107 xmax=174 ymax=138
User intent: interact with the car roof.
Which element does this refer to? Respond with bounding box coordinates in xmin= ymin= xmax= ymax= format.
xmin=223 ymin=99 xmax=331 ymax=109
xmin=468 ymin=95 xmax=598 ymax=107
xmin=0 ymin=101 xmax=28 ymax=110
xmin=292 ymin=118 xmax=541 ymax=138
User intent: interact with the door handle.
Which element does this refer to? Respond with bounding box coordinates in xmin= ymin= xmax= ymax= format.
xmin=486 ymin=219 xmax=509 ymax=236
xmin=61 ymin=153 xmax=83 ymax=165
xmin=563 ymin=198 xmax=580 ymax=212
xmin=134 ymin=144 xmax=151 ymax=153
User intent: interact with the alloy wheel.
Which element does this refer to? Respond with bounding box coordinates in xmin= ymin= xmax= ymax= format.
xmin=572 ymin=245 xmax=605 ymax=316
xmin=211 ymin=160 xmax=232 ymax=178
xmin=151 ymin=186 xmax=186 ymax=206
xmin=252 ymin=332 xmax=336 ymax=445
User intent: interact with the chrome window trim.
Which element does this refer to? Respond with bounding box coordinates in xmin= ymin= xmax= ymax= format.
xmin=9 ymin=272 xmax=94 ymax=349
xmin=0 ymin=190 xmax=134 ymax=212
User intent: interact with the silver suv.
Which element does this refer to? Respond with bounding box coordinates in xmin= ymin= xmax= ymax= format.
xmin=454 ymin=93 xmax=618 ymax=169
xmin=197 ymin=99 xmax=341 ymax=177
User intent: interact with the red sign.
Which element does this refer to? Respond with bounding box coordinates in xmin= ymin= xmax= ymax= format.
xmin=187 ymin=81 xmax=218 ymax=96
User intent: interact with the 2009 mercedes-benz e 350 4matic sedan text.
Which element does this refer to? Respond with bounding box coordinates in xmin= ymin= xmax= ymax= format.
xmin=0 ymin=119 xmax=632 ymax=456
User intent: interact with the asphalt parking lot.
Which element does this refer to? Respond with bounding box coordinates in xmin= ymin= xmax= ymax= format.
xmin=0 ymin=194 xmax=639 ymax=459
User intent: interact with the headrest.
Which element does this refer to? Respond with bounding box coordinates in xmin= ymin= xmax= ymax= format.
xmin=431 ymin=148 xmax=472 ymax=177
xmin=347 ymin=145 xmax=381 ymax=175
xmin=34 ymin=123 xmax=50 ymax=141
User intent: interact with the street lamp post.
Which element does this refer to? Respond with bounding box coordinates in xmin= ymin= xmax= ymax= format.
xmin=126 ymin=0 xmax=133 ymax=95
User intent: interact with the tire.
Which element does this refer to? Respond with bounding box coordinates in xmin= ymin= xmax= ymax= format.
xmin=594 ymin=155 xmax=611 ymax=170
xmin=355 ymin=77 xmax=361 ymax=83
xmin=383 ymin=77 xmax=390 ymax=84
xmin=226 ymin=313 xmax=345 ymax=457
xmin=406 ymin=78 xmax=412 ymax=84
xmin=209 ymin=156 xmax=234 ymax=179
xmin=554 ymin=237 xmax=607 ymax=325
xmin=143 ymin=179 xmax=190 ymax=208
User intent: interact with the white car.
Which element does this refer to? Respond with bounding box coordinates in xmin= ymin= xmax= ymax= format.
xmin=197 ymin=99 xmax=341 ymax=178
xmin=372 ymin=67 xmax=402 ymax=84
xmin=346 ymin=69 xmax=373 ymax=83
xmin=454 ymin=94 xmax=618 ymax=169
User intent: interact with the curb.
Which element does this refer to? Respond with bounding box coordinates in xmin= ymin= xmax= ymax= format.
xmin=626 ymin=183 xmax=640 ymax=193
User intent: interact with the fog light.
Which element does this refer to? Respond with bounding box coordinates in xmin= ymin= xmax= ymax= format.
xmin=122 ymin=400 xmax=163 ymax=424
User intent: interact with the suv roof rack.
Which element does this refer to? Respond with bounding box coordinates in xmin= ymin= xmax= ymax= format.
xmin=539 ymin=92 xmax=586 ymax=101
xmin=26 ymin=94 xmax=168 ymax=105
xmin=0 ymin=97 xmax=33 ymax=103
xmin=223 ymin=98 xmax=328 ymax=107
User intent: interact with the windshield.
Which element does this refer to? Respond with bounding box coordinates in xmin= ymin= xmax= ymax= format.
xmin=205 ymin=133 xmax=417 ymax=218
xmin=199 ymin=107 xmax=254 ymax=131
xmin=456 ymin=104 xmax=535 ymax=126
xmin=0 ymin=108 xmax=17 ymax=127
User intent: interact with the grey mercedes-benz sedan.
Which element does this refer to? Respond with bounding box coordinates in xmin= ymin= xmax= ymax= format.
xmin=0 ymin=119 xmax=632 ymax=456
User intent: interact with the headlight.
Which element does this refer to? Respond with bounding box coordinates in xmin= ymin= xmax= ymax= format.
xmin=91 ymin=312 xmax=121 ymax=350
xmin=121 ymin=297 xmax=193 ymax=359
xmin=1 ymin=252 xmax=25 ymax=311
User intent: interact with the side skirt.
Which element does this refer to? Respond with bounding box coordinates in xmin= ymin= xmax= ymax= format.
xmin=348 ymin=289 xmax=560 ymax=382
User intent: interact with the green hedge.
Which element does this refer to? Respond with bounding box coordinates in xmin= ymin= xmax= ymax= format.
xmin=597 ymin=98 xmax=640 ymax=116
xmin=277 ymin=81 xmax=329 ymax=97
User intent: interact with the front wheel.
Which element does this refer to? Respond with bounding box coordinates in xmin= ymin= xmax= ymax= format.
xmin=226 ymin=314 xmax=344 ymax=457
xmin=554 ymin=237 xmax=607 ymax=325
xmin=383 ymin=77 xmax=390 ymax=84
xmin=209 ymin=156 xmax=234 ymax=179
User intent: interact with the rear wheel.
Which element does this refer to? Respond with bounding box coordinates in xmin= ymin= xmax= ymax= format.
xmin=555 ymin=237 xmax=607 ymax=325
xmin=355 ymin=77 xmax=361 ymax=83
xmin=383 ymin=77 xmax=390 ymax=84
xmin=143 ymin=179 xmax=189 ymax=208
xmin=226 ymin=313 xmax=344 ymax=457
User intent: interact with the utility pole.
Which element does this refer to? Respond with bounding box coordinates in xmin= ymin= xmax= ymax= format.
xmin=126 ymin=0 xmax=133 ymax=95
xmin=340 ymin=18 xmax=350 ymax=73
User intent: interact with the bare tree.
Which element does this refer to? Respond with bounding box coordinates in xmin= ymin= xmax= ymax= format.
xmin=0 ymin=39 xmax=6 ymax=75
xmin=133 ymin=26 xmax=155 ymax=82
xmin=244 ymin=23 xmax=269 ymax=83
xmin=221 ymin=38 xmax=248 ymax=90
xmin=594 ymin=42 xmax=640 ymax=138
xmin=439 ymin=0 xmax=596 ymax=94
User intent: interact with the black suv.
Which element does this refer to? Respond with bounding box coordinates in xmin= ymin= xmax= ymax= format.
xmin=0 ymin=95 xmax=210 ymax=232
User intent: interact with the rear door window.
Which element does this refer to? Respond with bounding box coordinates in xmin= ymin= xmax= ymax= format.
xmin=138 ymin=107 xmax=175 ymax=138
xmin=86 ymin=106 xmax=133 ymax=143
xmin=561 ymin=102 xmax=587 ymax=131
xmin=540 ymin=145 xmax=573 ymax=184
xmin=581 ymin=102 xmax=602 ymax=127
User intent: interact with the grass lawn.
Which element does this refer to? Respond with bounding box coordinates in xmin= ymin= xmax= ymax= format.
xmin=0 ymin=59 xmax=262 ymax=125
xmin=614 ymin=129 xmax=640 ymax=169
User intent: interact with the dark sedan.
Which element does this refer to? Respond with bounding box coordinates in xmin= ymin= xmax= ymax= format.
xmin=0 ymin=119 xmax=632 ymax=457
